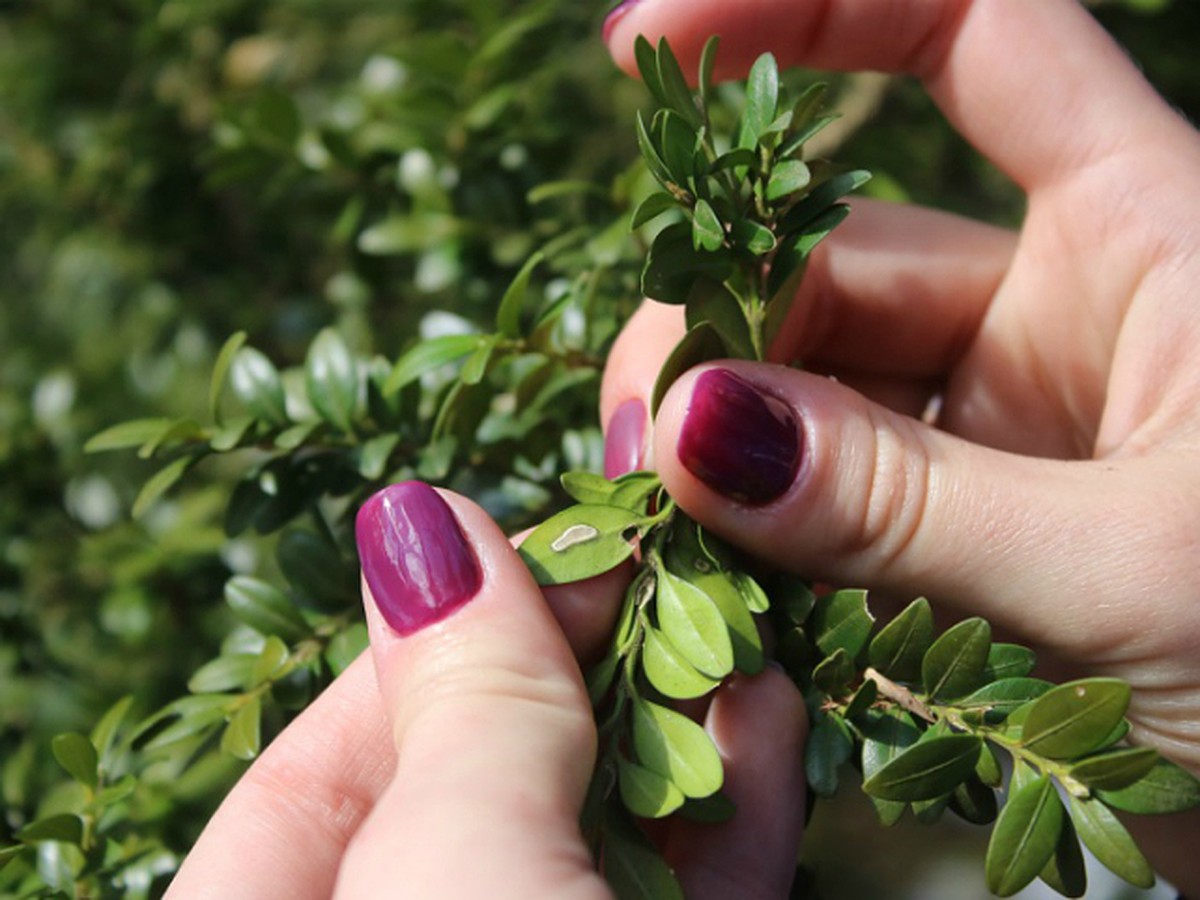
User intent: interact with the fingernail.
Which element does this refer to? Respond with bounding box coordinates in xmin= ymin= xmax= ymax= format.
xmin=604 ymin=398 xmax=646 ymax=479
xmin=678 ymin=369 xmax=801 ymax=505
xmin=602 ymin=0 xmax=643 ymax=44
xmin=356 ymin=481 xmax=482 ymax=636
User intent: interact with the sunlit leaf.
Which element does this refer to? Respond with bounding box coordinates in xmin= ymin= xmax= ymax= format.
xmin=618 ymin=757 xmax=686 ymax=819
xmin=867 ymin=596 xmax=933 ymax=683
xmin=1067 ymin=795 xmax=1154 ymax=888
xmin=519 ymin=505 xmax=644 ymax=585
xmin=632 ymin=699 xmax=723 ymax=799
xmin=1020 ymin=679 xmax=1131 ymax=759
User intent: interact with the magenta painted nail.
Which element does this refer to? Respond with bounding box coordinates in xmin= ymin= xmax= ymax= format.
xmin=678 ymin=369 xmax=801 ymax=505
xmin=604 ymin=398 xmax=647 ymax=479
xmin=602 ymin=0 xmax=643 ymax=43
xmin=356 ymin=482 xmax=482 ymax=635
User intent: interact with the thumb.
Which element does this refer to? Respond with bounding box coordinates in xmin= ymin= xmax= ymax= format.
xmin=336 ymin=482 xmax=605 ymax=900
xmin=653 ymin=363 xmax=1158 ymax=654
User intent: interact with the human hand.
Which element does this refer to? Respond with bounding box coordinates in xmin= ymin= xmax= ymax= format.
xmin=602 ymin=0 xmax=1200 ymax=890
xmin=166 ymin=482 xmax=807 ymax=899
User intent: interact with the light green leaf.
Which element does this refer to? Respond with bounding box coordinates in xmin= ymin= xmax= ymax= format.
xmin=642 ymin=625 xmax=720 ymax=700
xmin=698 ymin=35 xmax=719 ymax=106
xmin=459 ymin=335 xmax=497 ymax=386
xmin=631 ymin=192 xmax=678 ymax=230
xmin=225 ymin=575 xmax=312 ymax=641
xmin=306 ymin=328 xmax=359 ymax=432
xmin=977 ymin=743 xmax=1005 ymax=788
xmin=140 ymin=695 xmax=231 ymax=750
xmin=560 ymin=471 xmax=617 ymax=505
xmin=355 ymin=433 xmax=400 ymax=481
xmin=739 ymin=52 xmax=779 ymax=148
xmin=1068 ymin=795 xmax=1154 ymax=888
xmin=221 ymin=696 xmax=262 ymax=761
xmin=985 ymin=775 xmax=1063 ymax=897
xmin=618 ymin=757 xmax=686 ymax=819
xmin=384 ymin=334 xmax=479 ymax=396
xmin=209 ymin=331 xmax=248 ymax=423
xmin=691 ymin=199 xmax=723 ymax=252
xmin=867 ymin=596 xmax=933 ymax=683
xmin=1020 ymin=678 xmax=1131 ymax=759
xmin=90 ymin=695 xmax=134 ymax=767
xmin=519 ymin=505 xmax=644 ymax=585
xmin=84 ymin=418 xmax=175 ymax=454
xmin=51 ymin=733 xmax=98 ymax=789
xmin=230 ymin=346 xmax=288 ymax=425
xmin=1067 ymin=747 xmax=1158 ymax=792
xmin=1097 ymin=758 xmax=1200 ymax=813
xmin=632 ymin=699 xmax=723 ymax=799
xmin=325 ymin=624 xmax=368 ymax=677
xmin=693 ymin=571 xmax=763 ymax=674
xmin=656 ymin=568 xmax=734 ymax=679
xmin=732 ymin=571 xmax=770 ymax=615
xmin=251 ymin=635 xmax=290 ymax=685
xmin=496 ymin=251 xmax=544 ymax=338
xmin=132 ymin=455 xmax=194 ymax=519
xmin=811 ymin=588 xmax=874 ymax=659
xmin=187 ymin=653 xmax=257 ymax=694
xmin=921 ymin=617 xmax=991 ymax=701
xmin=862 ymin=734 xmax=982 ymax=802
xmin=767 ymin=159 xmax=811 ymax=201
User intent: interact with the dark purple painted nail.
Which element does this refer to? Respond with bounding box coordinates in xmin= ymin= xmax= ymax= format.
xmin=678 ymin=369 xmax=801 ymax=505
xmin=604 ymin=398 xmax=647 ymax=479
xmin=356 ymin=482 xmax=482 ymax=636
xmin=602 ymin=0 xmax=643 ymax=43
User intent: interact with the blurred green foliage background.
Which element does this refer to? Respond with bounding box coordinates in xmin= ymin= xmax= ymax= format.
xmin=1 ymin=0 xmax=1196 ymax=895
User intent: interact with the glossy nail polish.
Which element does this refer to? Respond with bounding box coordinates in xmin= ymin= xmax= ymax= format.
xmin=356 ymin=481 xmax=482 ymax=635
xmin=604 ymin=398 xmax=647 ymax=479
xmin=678 ymin=369 xmax=801 ymax=505
xmin=602 ymin=0 xmax=643 ymax=44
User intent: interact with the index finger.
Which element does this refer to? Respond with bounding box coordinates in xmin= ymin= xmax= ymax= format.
xmin=604 ymin=0 xmax=1188 ymax=192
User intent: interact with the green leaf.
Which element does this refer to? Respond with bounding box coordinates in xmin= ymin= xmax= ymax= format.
xmin=729 ymin=217 xmax=776 ymax=256
xmin=1066 ymin=747 xmax=1159 ymax=792
xmin=90 ymin=695 xmax=134 ymax=767
xmin=1020 ymin=678 xmax=1131 ymax=759
xmin=693 ymin=571 xmax=763 ymax=675
xmin=51 ymin=733 xmax=98 ymax=789
xmin=459 ymin=335 xmax=497 ymax=386
xmin=187 ymin=653 xmax=257 ymax=693
xmin=650 ymin=321 xmax=726 ymax=416
xmin=636 ymin=110 xmax=674 ymax=187
xmin=560 ymin=471 xmax=616 ymax=505
xmin=251 ymin=635 xmax=291 ymax=685
xmin=1097 ymin=758 xmax=1200 ymax=813
xmin=862 ymin=734 xmax=982 ymax=802
xmin=221 ymin=696 xmax=263 ymax=761
xmin=985 ymin=775 xmax=1063 ymax=896
xmin=921 ymin=617 xmax=991 ymax=701
xmin=306 ymin=328 xmax=359 ymax=432
xmin=861 ymin=708 xmax=918 ymax=825
xmin=0 ymin=844 xmax=26 ymax=869
xmin=519 ymin=505 xmax=644 ymax=585
xmin=225 ymin=575 xmax=313 ymax=641
xmin=949 ymin=776 xmax=998 ymax=825
xmin=733 ymin=571 xmax=771 ymax=615
xmin=641 ymin=222 xmax=733 ymax=306
xmin=618 ymin=757 xmax=686 ymax=819
xmin=684 ymin=279 xmax=755 ymax=361
xmin=1040 ymin=813 xmax=1087 ymax=898
xmin=15 ymin=814 xmax=84 ymax=845
xmin=767 ymin=159 xmax=811 ymax=201
xmin=209 ymin=330 xmax=248 ymax=423
xmin=867 ymin=596 xmax=933 ymax=683
xmin=631 ymin=192 xmax=678 ymax=230
xmin=633 ymin=35 xmax=667 ymax=110
xmin=586 ymin=649 xmax=620 ymax=708
xmin=806 ymin=712 xmax=853 ymax=798
xmin=141 ymin=695 xmax=231 ymax=750
xmin=708 ymin=147 xmax=758 ymax=175
xmin=676 ymin=791 xmax=736 ymax=825
xmin=85 ymin=417 xmax=175 ymax=454
xmin=277 ymin=529 xmax=352 ymax=611
xmin=656 ymin=109 xmax=698 ymax=186
xmin=1067 ymin=795 xmax=1154 ymax=888
xmin=975 ymin=742 xmax=1004 ymax=788
xmin=691 ymin=199 xmax=724 ymax=251
xmin=812 ymin=647 xmax=856 ymax=697
xmin=739 ymin=52 xmax=779 ymax=148
xmin=642 ymin=625 xmax=721 ymax=700
xmin=779 ymin=114 xmax=839 ymax=159
xmin=325 ymin=624 xmax=368 ymax=677
xmin=766 ymin=205 xmax=849 ymax=303
xmin=698 ymin=35 xmax=719 ymax=107
xmin=602 ymin=805 xmax=684 ymax=900
xmin=496 ymin=251 xmax=544 ymax=338
xmin=781 ymin=169 xmax=872 ymax=233
xmin=230 ymin=346 xmax=288 ymax=425
xmin=843 ymin=678 xmax=878 ymax=719
xmin=132 ymin=455 xmax=194 ymax=519
xmin=384 ymin=334 xmax=479 ymax=396
xmin=210 ymin=415 xmax=255 ymax=452
xmin=632 ymin=699 xmax=723 ymax=799
xmin=958 ymin=678 xmax=1054 ymax=719
xmin=656 ymin=568 xmax=734 ymax=679
xmin=655 ymin=37 xmax=701 ymax=128
xmin=811 ymin=588 xmax=874 ymax=659
xmin=986 ymin=643 xmax=1038 ymax=680
xmin=356 ymin=433 xmax=400 ymax=481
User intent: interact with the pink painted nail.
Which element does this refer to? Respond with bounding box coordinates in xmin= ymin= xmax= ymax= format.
xmin=603 ymin=0 xmax=644 ymax=44
xmin=604 ymin=398 xmax=647 ymax=479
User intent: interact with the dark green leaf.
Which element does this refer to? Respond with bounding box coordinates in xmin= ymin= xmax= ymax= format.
xmin=656 ymin=568 xmax=734 ymax=679
xmin=631 ymin=192 xmax=678 ymax=230
xmin=985 ymin=775 xmax=1063 ymax=897
xmin=684 ymin=279 xmax=754 ymax=361
xmin=861 ymin=712 xmax=916 ymax=825
xmin=221 ymin=696 xmax=262 ymax=761
xmin=698 ymin=35 xmax=719 ymax=106
xmin=676 ymin=791 xmax=736 ymax=824
xmin=1020 ymin=678 xmax=1131 ymax=759
xmin=602 ymin=805 xmax=684 ymax=900
xmin=632 ymin=699 xmax=723 ymax=799
xmin=230 ymin=346 xmax=288 ymax=424
xmin=1097 ymin=758 xmax=1200 ymax=813
xmin=650 ymin=321 xmax=727 ymax=416
xmin=618 ymin=757 xmax=686 ymax=819
xmin=806 ymin=712 xmax=853 ymax=798
xmin=642 ymin=625 xmax=720 ymax=700
xmin=1040 ymin=812 xmax=1087 ymax=898
xmin=586 ymin=649 xmax=619 ymax=708
xmin=519 ymin=505 xmax=644 ymax=585
xmin=921 ymin=617 xmax=991 ymax=701
xmin=636 ymin=110 xmax=674 ymax=187
xmin=209 ymin=330 xmax=248 ymax=423
xmin=1067 ymin=795 xmax=1154 ymax=888
xmin=633 ymin=35 xmax=667 ymax=110
xmin=132 ymin=455 xmax=194 ymax=519
xmin=766 ymin=205 xmax=849 ymax=301
xmin=767 ymin=160 xmax=811 ymax=201
xmin=306 ymin=328 xmax=359 ymax=432
xmin=610 ymin=472 xmax=663 ymax=513
xmin=811 ymin=588 xmax=874 ymax=659
xmin=655 ymin=37 xmax=701 ymax=128
xmin=277 ymin=529 xmax=352 ymax=611
xmin=775 ymin=578 xmax=816 ymax=624
xmin=384 ymin=334 xmax=479 ymax=396
xmin=780 ymin=170 xmax=872 ymax=233
xmin=496 ymin=251 xmax=544 ymax=338
xmin=1067 ymin=747 xmax=1158 ymax=792
xmin=986 ymin=643 xmax=1038 ymax=680
xmin=867 ymin=596 xmax=934 ymax=683
xmin=739 ymin=52 xmax=779 ymax=148
xmin=862 ymin=734 xmax=982 ymax=802
xmin=15 ymin=814 xmax=84 ymax=845
xmin=708 ymin=147 xmax=758 ymax=175
xmin=0 ymin=844 xmax=26 ymax=869
xmin=779 ymin=114 xmax=839 ymax=159
xmin=912 ymin=793 xmax=950 ymax=825
xmin=950 ymin=776 xmax=998 ymax=825
xmin=656 ymin=109 xmax=698 ymax=186
xmin=691 ymin=199 xmax=724 ymax=251
xmin=641 ymin=222 xmax=733 ymax=306
xmin=51 ymin=733 xmax=98 ymax=789
xmin=729 ymin=217 xmax=776 ymax=256
xmin=959 ymin=678 xmax=1054 ymax=719
xmin=812 ymin=647 xmax=856 ymax=697
xmin=843 ymin=678 xmax=878 ymax=719
xmin=225 ymin=575 xmax=313 ymax=641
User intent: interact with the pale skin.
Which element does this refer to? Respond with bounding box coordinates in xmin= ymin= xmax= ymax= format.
xmin=169 ymin=0 xmax=1200 ymax=895
xmin=602 ymin=0 xmax=1200 ymax=891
